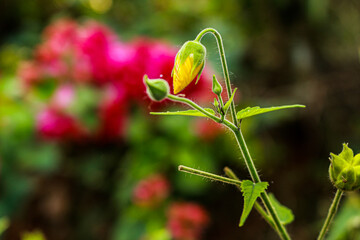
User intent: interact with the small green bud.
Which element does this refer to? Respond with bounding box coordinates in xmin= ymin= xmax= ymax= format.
xmin=212 ymin=75 xmax=222 ymax=96
xmin=329 ymin=143 xmax=360 ymax=191
xmin=144 ymin=75 xmax=170 ymax=101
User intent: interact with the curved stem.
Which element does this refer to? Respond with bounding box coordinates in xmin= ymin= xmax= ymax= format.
xmin=195 ymin=28 xmax=238 ymax=126
xmin=317 ymin=189 xmax=344 ymax=240
xmin=232 ymin=128 xmax=291 ymax=240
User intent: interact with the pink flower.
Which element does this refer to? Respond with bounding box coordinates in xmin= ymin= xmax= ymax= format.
xmin=79 ymin=22 xmax=117 ymax=85
xmin=36 ymin=108 xmax=85 ymax=140
xmin=133 ymin=175 xmax=170 ymax=207
xmin=97 ymin=84 xmax=128 ymax=139
xmin=167 ymin=202 xmax=209 ymax=240
xmin=51 ymin=84 xmax=75 ymax=110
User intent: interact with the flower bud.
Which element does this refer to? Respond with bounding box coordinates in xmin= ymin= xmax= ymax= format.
xmin=212 ymin=75 xmax=222 ymax=96
xmin=329 ymin=143 xmax=360 ymax=191
xmin=172 ymin=40 xmax=206 ymax=94
xmin=144 ymin=75 xmax=169 ymax=101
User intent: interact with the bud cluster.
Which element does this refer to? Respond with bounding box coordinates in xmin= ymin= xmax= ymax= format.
xmin=329 ymin=143 xmax=360 ymax=191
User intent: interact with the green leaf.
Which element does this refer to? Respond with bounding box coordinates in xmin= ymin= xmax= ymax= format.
xmin=236 ymin=104 xmax=305 ymax=120
xmin=240 ymin=180 xmax=269 ymax=227
xmin=150 ymin=108 xmax=215 ymax=118
xmin=268 ymin=193 xmax=294 ymax=225
xmin=223 ymin=88 xmax=237 ymax=113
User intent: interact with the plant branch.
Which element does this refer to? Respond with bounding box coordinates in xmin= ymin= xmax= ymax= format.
xmin=194 ymin=28 xmax=238 ymax=126
xmin=317 ymin=189 xmax=344 ymax=240
xmin=231 ymin=128 xmax=291 ymax=240
xmin=178 ymin=165 xmax=241 ymax=186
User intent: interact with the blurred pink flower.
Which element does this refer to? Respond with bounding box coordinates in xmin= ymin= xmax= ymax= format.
xmin=167 ymin=202 xmax=209 ymax=240
xmin=97 ymin=84 xmax=128 ymax=139
xmin=36 ymin=108 xmax=85 ymax=140
xmin=79 ymin=22 xmax=117 ymax=85
xmin=18 ymin=18 xmax=217 ymax=141
xmin=51 ymin=84 xmax=75 ymax=110
xmin=133 ymin=174 xmax=170 ymax=207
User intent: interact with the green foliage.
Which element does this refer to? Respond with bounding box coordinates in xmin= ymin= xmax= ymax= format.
xmin=236 ymin=104 xmax=305 ymax=120
xmin=150 ymin=108 xmax=215 ymax=118
xmin=223 ymin=88 xmax=237 ymax=115
xmin=0 ymin=217 xmax=9 ymax=236
xmin=240 ymin=180 xmax=269 ymax=227
xmin=268 ymin=193 xmax=294 ymax=225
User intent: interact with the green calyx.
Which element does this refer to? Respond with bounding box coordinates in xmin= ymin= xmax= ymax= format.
xmin=143 ymin=75 xmax=170 ymax=101
xmin=329 ymin=143 xmax=360 ymax=191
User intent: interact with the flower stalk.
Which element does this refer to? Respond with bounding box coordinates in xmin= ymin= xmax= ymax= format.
xmin=317 ymin=189 xmax=344 ymax=240
xmin=194 ymin=28 xmax=238 ymax=126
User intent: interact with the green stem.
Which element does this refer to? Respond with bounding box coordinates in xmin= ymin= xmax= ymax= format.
xmin=317 ymin=189 xmax=344 ymax=240
xmin=167 ymin=92 xmax=290 ymax=240
xmin=178 ymin=165 xmax=242 ymax=186
xmin=224 ymin=167 xmax=276 ymax=230
xmin=232 ymin=128 xmax=291 ymax=240
xmin=168 ymin=94 xmax=221 ymax=123
xmin=194 ymin=28 xmax=238 ymax=126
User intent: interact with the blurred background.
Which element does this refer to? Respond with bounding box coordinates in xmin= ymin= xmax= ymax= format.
xmin=1 ymin=0 xmax=360 ymax=239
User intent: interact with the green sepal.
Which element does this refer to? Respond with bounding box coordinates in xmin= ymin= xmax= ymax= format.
xmin=236 ymin=104 xmax=305 ymax=120
xmin=144 ymin=75 xmax=170 ymax=101
xmin=150 ymin=108 xmax=215 ymax=118
xmin=239 ymin=180 xmax=269 ymax=227
xmin=339 ymin=143 xmax=354 ymax=163
xmin=330 ymin=153 xmax=349 ymax=176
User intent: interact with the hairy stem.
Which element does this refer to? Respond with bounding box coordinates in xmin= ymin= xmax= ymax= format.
xmin=194 ymin=28 xmax=238 ymax=126
xmin=317 ymin=189 xmax=343 ymax=240
xmin=178 ymin=165 xmax=242 ymax=185
xmin=232 ymin=128 xmax=291 ymax=240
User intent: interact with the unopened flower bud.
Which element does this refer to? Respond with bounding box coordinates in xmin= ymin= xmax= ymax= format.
xmin=329 ymin=143 xmax=360 ymax=191
xmin=144 ymin=75 xmax=169 ymax=101
xmin=212 ymin=75 xmax=222 ymax=96
xmin=172 ymin=40 xmax=206 ymax=94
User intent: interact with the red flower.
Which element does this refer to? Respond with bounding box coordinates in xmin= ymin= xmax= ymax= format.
xmin=167 ymin=202 xmax=209 ymax=240
xmin=133 ymin=174 xmax=170 ymax=207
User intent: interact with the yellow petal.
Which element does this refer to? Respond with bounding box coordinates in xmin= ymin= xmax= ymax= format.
xmin=173 ymin=54 xmax=195 ymax=94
